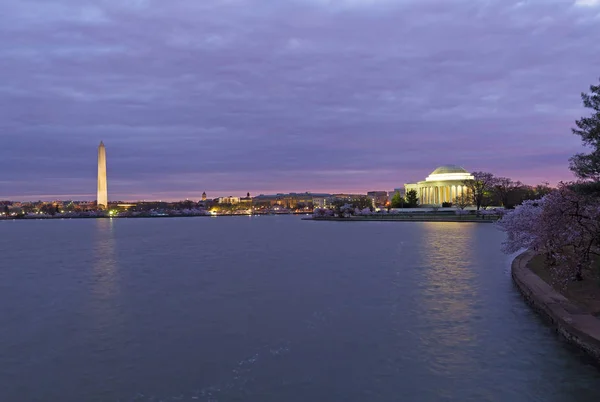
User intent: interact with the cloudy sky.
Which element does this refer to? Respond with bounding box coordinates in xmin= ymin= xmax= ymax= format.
xmin=1 ymin=0 xmax=599 ymax=201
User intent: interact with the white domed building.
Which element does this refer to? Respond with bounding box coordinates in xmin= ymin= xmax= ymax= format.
xmin=404 ymin=165 xmax=474 ymax=205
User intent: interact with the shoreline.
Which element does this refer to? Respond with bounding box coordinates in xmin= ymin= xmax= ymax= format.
xmin=511 ymin=251 xmax=600 ymax=363
xmin=0 ymin=213 xmax=312 ymax=221
xmin=304 ymin=216 xmax=497 ymax=223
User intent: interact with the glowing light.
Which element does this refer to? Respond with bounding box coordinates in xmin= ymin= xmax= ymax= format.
xmin=425 ymin=173 xmax=474 ymax=182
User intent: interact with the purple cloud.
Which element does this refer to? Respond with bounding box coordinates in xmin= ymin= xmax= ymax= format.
xmin=1 ymin=0 xmax=599 ymax=200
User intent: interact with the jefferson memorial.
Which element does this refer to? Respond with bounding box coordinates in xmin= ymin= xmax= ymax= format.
xmin=404 ymin=165 xmax=474 ymax=205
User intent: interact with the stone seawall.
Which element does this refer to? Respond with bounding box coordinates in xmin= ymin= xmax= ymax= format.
xmin=512 ymin=251 xmax=600 ymax=363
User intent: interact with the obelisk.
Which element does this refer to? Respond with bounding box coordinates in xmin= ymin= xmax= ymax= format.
xmin=97 ymin=141 xmax=108 ymax=209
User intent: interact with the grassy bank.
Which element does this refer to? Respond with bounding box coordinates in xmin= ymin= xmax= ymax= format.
xmin=527 ymin=254 xmax=600 ymax=316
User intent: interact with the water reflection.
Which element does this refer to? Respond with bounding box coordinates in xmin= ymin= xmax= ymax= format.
xmin=92 ymin=219 xmax=118 ymax=297
xmin=89 ymin=219 xmax=121 ymax=328
xmin=416 ymin=223 xmax=480 ymax=376
xmin=2 ymin=219 xmax=600 ymax=401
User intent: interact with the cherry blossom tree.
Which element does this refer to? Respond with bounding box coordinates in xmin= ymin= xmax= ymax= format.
xmin=339 ymin=203 xmax=353 ymax=218
xmin=496 ymin=198 xmax=546 ymax=254
xmin=539 ymin=185 xmax=600 ymax=280
xmin=313 ymin=208 xmax=326 ymax=217
xmin=498 ymin=183 xmax=600 ymax=282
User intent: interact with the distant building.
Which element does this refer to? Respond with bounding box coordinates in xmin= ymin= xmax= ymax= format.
xmin=77 ymin=201 xmax=95 ymax=211
xmin=389 ymin=187 xmax=404 ymax=198
xmin=367 ymin=191 xmax=389 ymax=207
xmin=201 ymin=192 xmax=207 ymax=201
xmin=331 ymin=194 xmax=367 ymax=203
xmin=240 ymin=192 xmax=252 ymax=204
xmin=404 ymin=165 xmax=473 ymax=205
xmin=311 ymin=195 xmax=330 ymax=209
xmin=217 ymin=196 xmax=241 ymax=204
xmin=253 ymin=192 xmax=331 ymax=209
xmin=117 ymin=203 xmax=136 ymax=210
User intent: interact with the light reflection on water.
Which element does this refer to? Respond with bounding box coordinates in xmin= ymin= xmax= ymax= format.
xmin=91 ymin=218 xmax=119 ymax=300
xmin=88 ymin=219 xmax=121 ymax=327
xmin=86 ymin=218 xmax=127 ymax=392
xmin=0 ymin=217 xmax=599 ymax=402
xmin=416 ymin=223 xmax=480 ymax=377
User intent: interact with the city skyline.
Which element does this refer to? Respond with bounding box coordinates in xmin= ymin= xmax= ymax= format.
xmin=0 ymin=145 xmax=580 ymax=202
xmin=2 ymin=0 xmax=600 ymax=201
xmin=0 ymin=157 xmax=559 ymax=203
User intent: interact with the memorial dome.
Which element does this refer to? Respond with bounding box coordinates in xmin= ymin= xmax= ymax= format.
xmin=430 ymin=165 xmax=469 ymax=175
xmin=425 ymin=165 xmax=473 ymax=182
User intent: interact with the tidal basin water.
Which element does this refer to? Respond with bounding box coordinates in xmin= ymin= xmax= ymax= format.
xmin=1 ymin=217 xmax=600 ymax=402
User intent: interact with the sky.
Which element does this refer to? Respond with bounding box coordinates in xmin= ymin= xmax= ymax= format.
xmin=1 ymin=0 xmax=600 ymax=201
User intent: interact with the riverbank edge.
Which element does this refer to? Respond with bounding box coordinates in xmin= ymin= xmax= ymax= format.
xmin=303 ymin=217 xmax=495 ymax=223
xmin=511 ymin=250 xmax=600 ymax=362
xmin=0 ymin=212 xmax=313 ymax=221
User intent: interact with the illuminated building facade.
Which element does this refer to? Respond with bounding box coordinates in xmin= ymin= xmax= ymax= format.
xmin=217 ymin=196 xmax=241 ymax=204
xmin=404 ymin=165 xmax=473 ymax=205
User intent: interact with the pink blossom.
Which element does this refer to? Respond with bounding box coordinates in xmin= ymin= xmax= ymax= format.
xmin=498 ymin=182 xmax=600 ymax=281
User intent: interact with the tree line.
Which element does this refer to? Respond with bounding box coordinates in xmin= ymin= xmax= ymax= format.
xmin=461 ymin=173 xmax=552 ymax=210
xmin=498 ymin=77 xmax=600 ymax=283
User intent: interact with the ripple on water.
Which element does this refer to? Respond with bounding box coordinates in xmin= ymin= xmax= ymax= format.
xmin=0 ymin=218 xmax=599 ymax=402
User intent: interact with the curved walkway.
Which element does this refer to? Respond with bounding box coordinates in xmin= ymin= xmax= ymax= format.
xmin=512 ymin=251 xmax=600 ymax=362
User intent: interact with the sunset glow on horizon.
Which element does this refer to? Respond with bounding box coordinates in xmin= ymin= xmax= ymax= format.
xmin=1 ymin=0 xmax=598 ymax=201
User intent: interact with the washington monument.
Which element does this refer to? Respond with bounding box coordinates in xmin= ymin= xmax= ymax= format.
xmin=97 ymin=141 xmax=108 ymax=208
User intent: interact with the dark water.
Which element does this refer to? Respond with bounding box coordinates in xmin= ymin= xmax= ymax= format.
xmin=1 ymin=216 xmax=599 ymax=402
